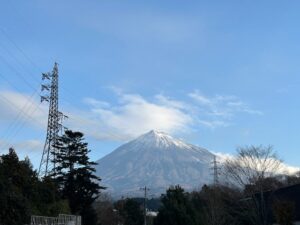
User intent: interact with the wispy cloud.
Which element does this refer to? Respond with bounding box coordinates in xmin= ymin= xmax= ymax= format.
xmin=188 ymin=90 xmax=263 ymax=128
xmin=0 ymin=139 xmax=43 ymax=153
xmin=0 ymin=90 xmax=47 ymax=127
xmin=64 ymin=89 xmax=262 ymax=141
xmin=67 ymin=92 xmax=193 ymax=141
xmin=0 ymin=88 xmax=262 ymax=142
xmin=13 ymin=139 xmax=43 ymax=152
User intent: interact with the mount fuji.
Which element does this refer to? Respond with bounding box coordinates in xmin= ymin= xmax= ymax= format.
xmin=95 ymin=130 xmax=215 ymax=197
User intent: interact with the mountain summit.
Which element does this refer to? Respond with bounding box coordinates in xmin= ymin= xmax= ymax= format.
xmin=95 ymin=130 xmax=215 ymax=197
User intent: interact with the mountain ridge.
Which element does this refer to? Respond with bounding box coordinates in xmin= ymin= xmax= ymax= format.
xmin=95 ymin=130 xmax=215 ymax=197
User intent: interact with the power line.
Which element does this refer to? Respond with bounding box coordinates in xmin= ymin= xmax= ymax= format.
xmin=0 ymin=92 xmax=46 ymax=151
xmin=0 ymin=28 xmax=80 ymax=105
xmin=0 ymin=37 xmax=40 ymax=83
xmin=0 ymin=28 xmax=43 ymax=76
xmin=0 ymin=101 xmax=46 ymax=152
xmin=0 ymin=71 xmax=46 ymax=145
xmin=0 ymin=29 xmax=96 ymax=160
xmin=0 ymin=28 xmax=87 ymax=104
xmin=0 ymin=54 xmax=39 ymax=92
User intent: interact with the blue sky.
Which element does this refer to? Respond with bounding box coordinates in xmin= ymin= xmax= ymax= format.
xmin=0 ymin=0 xmax=300 ymax=170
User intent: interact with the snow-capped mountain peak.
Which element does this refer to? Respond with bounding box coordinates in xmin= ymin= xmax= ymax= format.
xmin=133 ymin=130 xmax=190 ymax=149
xmin=95 ymin=130 xmax=215 ymax=197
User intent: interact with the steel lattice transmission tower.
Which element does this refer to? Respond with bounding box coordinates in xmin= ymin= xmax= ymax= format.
xmin=38 ymin=63 xmax=67 ymax=177
xmin=212 ymin=155 xmax=219 ymax=186
xmin=210 ymin=155 xmax=220 ymax=186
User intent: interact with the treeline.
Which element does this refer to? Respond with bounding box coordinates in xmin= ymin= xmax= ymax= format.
xmin=95 ymin=180 xmax=299 ymax=225
xmin=0 ymin=148 xmax=69 ymax=225
xmin=153 ymin=146 xmax=300 ymax=225
xmin=0 ymin=130 xmax=104 ymax=225
xmin=1 ymin=134 xmax=300 ymax=225
xmin=95 ymin=146 xmax=300 ymax=225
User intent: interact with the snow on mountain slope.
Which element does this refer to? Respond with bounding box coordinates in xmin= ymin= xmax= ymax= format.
xmin=95 ymin=130 xmax=215 ymax=197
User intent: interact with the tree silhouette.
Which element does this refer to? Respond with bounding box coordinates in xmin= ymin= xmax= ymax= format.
xmin=52 ymin=130 xmax=105 ymax=225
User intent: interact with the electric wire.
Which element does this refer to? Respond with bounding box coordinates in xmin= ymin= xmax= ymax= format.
xmin=0 ymin=92 xmax=46 ymax=151
xmin=0 ymin=35 xmax=48 ymax=144
xmin=0 ymin=28 xmax=43 ymax=75
xmin=0 ymin=54 xmax=40 ymax=92
xmin=0 ymin=28 xmax=85 ymax=103
xmin=0 ymin=71 xmax=45 ymax=143
xmin=0 ymin=28 xmax=96 ymax=160
xmin=0 ymin=37 xmax=41 ymax=84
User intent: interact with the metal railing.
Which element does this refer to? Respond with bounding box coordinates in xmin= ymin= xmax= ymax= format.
xmin=31 ymin=214 xmax=81 ymax=225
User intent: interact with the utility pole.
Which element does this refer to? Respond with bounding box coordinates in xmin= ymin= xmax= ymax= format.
xmin=140 ymin=186 xmax=150 ymax=225
xmin=38 ymin=63 xmax=67 ymax=177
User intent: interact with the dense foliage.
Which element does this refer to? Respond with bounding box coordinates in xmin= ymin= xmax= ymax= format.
xmin=0 ymin=130 xmax=104 ymax=225
xmin=151 ymin=179 xmax=300 ymax=225
xmin=96 ymin=196 xmax=144 ymax=225
xmin=0 ymin=148 xmax=69 ymax=225
xmin=93 ymin=145 xmax=300 ymax=225
xmin=1 ymin=141 xmax=299 ymax=225
xmin=115 ymin=198 xmax=144 ymax=225
xmin=52 ymin=130 xmax=105 ymax=225
xmin=154 ymin=185 xmax=197 ymax=225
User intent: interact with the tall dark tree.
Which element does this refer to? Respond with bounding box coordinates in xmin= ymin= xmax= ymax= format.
xmin=0 ymin=148 xmax=68 ymax=225
xmin=114 ymin=198 xmax=144 ymax=225
xmin=0 ymin=148 xmax=31 ymax=225
xmin=154 ymin=185 xmax=197 ymax=225
xmin=52 ymin=130 xmax=105 ymax=225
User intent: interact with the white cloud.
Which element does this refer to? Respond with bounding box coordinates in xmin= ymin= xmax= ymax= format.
xmin=198 ymin=120 xmax=230 ymax=129
xmin=0 ymin=139 xmax=43 ymax=153
xmin=189 ymin=90 xmax=263 ymax=122
xmin=213 ymin=151 xmax=235 ymax=163
xmin=64 ymin=89 xmax=263 ymax=141
xmin=14 ymin=139 xmax=44 ymax=151
xmin=0 ymin=88 xmax=262 ymax=142
xmin=0 ymin=90 xmax=48 ymax=127
xmin=155 ymin=94 xmax=187 ymax=110
xmin=83 ymin=98 xmax=110 ymax=109
xmin=189 ymin=92 xmax=213 ymax=106
xmin=67 ymin=93 xmax=193 ymax=141
xmin=214 ymin=151 xmax=300 ymax=175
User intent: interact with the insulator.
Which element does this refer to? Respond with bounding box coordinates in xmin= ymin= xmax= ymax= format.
xmin=41 ymin=84 xmax=50 ymax=91
xmin=40 ymin=96 xmax=49 ymax=102
xmin=42 ymin=72 xmax=51 ymax=80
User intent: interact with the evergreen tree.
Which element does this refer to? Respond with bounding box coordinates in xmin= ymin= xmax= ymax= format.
xmin=115 ymin=198 xmax=144 ymax=225
xmin=0 ymin=148 xmax=31 ymax=225
xmin=154 ymin=185 xmax=197 ymax=225
xmin=0 ymin=148 xmax=67 ymax=225
xmin=52 ymin=130 xmax=105 ymax=225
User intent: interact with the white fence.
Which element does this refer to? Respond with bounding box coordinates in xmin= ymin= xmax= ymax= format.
xmin=31 ymin=214 xmax=81 ymax=225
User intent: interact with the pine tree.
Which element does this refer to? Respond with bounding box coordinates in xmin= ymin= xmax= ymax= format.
xmin=52 ymin=130 xmax=105 ymax=225
xmin=115 ymin=198 xmax=144 ymax=225
xmin=154 ymin=185 xmax=197 ymax=225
